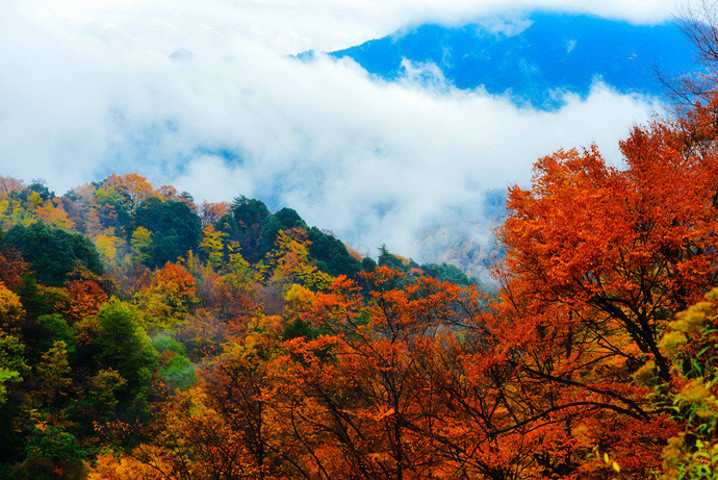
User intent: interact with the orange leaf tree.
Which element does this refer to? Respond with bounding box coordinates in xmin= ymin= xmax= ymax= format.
xmin=491 ymin=106 xmax=718 ymax=476
xmin=269 ymin=268 xmax=487 ymax=480
xmin=134 ymin=263 xmax=198 ymax=330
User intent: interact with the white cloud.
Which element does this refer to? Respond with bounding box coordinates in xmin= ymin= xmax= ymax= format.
xmin=0 ymin=0 xmax=668 ymax=262
xmin=38 ymin=0 xmax=676 ymax=55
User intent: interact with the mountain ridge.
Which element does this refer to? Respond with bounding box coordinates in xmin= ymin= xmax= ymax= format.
xmin=304 ymin=12 xmax=698 ymax=108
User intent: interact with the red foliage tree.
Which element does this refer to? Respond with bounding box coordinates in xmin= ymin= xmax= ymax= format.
xmin=269 ymin=268 xmax=489 ymax=480
xmin=0 ymin=248 xmax=28 ymax=291
xmin=488 ymin=104 xmax=718 ymax=475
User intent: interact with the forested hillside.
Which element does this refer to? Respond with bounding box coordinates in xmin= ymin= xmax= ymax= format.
xmin=0 ymin=171 xmax=479 ymax=479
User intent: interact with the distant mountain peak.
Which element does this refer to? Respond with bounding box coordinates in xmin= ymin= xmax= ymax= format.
xmin=310 ymin=11 xmax=697 ymax=109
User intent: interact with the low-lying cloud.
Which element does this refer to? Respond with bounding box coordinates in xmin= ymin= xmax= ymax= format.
xmin=1 ymin=0 xmax=667 ymax=265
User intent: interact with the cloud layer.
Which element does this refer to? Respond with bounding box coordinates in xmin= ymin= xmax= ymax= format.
xmin=0 ymin=0 xmax=668 ymax=260
xmin=44 ymin=0 xmax=678 ymax=54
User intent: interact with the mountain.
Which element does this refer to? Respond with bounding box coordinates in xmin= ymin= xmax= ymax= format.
xmin=320 ymin=12 xmax=697 ymax=109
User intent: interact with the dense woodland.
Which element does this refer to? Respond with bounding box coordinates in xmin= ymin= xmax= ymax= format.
xmin=6 ymin=22 xmax=718 ymax=480
xmin=0 ymin=168 xmax=479 ymax=478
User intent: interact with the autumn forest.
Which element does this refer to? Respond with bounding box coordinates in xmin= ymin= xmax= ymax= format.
xmin=5 ymin=20 xmax=718 ymax=480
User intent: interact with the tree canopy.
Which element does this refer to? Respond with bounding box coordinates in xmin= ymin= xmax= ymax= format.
xmin=2 ymin=222 xmax=103 ymax=286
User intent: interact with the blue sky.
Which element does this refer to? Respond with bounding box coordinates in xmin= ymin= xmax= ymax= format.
xmin=0 ymin=0 xmax=684 ymax=265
